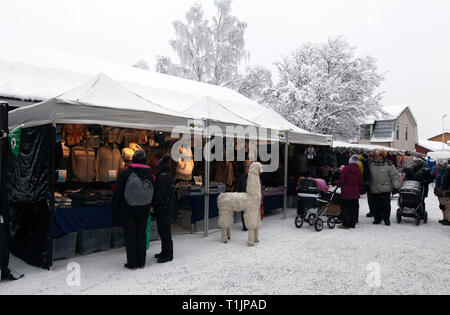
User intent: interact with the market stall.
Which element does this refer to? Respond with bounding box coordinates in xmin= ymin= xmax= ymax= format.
xmin=6 ymin=74 xmax=196 ymax=268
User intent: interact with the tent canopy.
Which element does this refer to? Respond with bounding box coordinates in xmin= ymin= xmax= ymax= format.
xmin=332 ymin=140 xmax=399 ymax=153
xmin=183 ymin=96 xmax=256 ymax=127
xmin=1 ymin=44 xmax=331 ymax=145
xmin=8 ymin=74 xmax=193 ymax=132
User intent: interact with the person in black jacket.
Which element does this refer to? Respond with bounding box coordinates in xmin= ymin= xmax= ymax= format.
xmin=235 ymin=162 xmax=249 ymax=231
xmin=152 ymin=155 xmax=178 ymax=263
xmin=112 ymin=150 xmax=155 ymax=270
xmin=404 ymin=158 xmax=435 ymax=214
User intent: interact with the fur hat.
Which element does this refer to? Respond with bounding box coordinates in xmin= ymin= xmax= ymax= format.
xmin=157 ymin=154 xmax=172 ymax=170
xmin=122 ymin=148 xmax=134 ymax=161
xmin=349 ymin=155 xmax=360 ymax=164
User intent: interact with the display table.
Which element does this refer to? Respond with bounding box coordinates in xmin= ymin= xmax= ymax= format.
xmin=262 ymin=187 xmax=285 ymax=212
xmin=177 ymin=184 xmax=226 ymax=224
xmin=52 ymin=206 xmax=118 ymax=237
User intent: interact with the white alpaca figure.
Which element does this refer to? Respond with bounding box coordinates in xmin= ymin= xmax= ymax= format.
xmin=217 ymin=162 xmax=263 ymax=246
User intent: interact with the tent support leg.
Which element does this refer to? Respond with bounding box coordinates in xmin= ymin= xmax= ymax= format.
xmin=283 ymin=134 xmax=289 ymax=220
xmin=203 ymin=120 xmax=210 ymax=237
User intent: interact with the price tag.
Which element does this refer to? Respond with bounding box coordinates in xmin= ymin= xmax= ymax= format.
xmin=109 ymin=170 xmax=118 ymax=182
xmin=57 ymin=170 xmax=67 ymax=183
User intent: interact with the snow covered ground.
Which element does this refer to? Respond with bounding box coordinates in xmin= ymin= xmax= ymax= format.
xmin=1 ymin=194 xmax=449 ymax=295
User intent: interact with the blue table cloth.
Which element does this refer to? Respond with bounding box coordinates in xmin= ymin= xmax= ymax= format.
xmin=52 ymin=206 xmax=119 ymax=237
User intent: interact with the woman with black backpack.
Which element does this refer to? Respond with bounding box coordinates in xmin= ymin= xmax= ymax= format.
xmin=112 ymin=150 xmax=155 ymax=270
xmin=152 ymin=154 xmax=178 ymax=263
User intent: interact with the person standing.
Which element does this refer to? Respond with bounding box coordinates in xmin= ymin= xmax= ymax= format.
xmin=152 ymin=155 xmax=178 ymax=263
xmin=404 ymin=158 xmax=435 ymax=214
xmin=113 ymin=150 xmax=155 ymax=270
xmin=336 ymin=155 xmax=364 ymax=229
xmin=439 ymin=161 xmax=450 ymax=226
xmin=235 ymin=162 xmax=250 ymax=231
xmin=368 ymin=149 xmax=401 ymax=226
xmin=435 ymin=159 xmax=449 ymax=225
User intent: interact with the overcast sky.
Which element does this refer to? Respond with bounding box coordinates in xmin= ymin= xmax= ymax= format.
xmin=1 ymin=0 xmax=449 ymax=138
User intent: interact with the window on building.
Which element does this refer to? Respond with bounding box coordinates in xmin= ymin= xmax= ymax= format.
xmin=396 ymin=123 xmax=400 ymax=140
xmin=405 ymin=124 xmax=409 ymax=141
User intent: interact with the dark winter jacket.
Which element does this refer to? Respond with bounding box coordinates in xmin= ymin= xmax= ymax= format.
xmin=405 ymin=165 xmax=435 ymax=198
xmin=442 ymin=169 xmax=450 ymax=195
xmin=368 ymin=159 xmax=401 ymax=194
xmin=112 ymin=164 xmax=155 ymax=218
xmin=152 ymin=167 xmax=178 ymax=226
xmin=336 ymin=164 xmax=364 ymax=200
xmin=235 ymin=174 xmax=248 ymax=193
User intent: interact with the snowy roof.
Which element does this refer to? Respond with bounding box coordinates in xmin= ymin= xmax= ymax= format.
xmin=9 ymin=73 xmax=192 ymax=132
xmin=370 ymin=119 xmax=396 ymax=143
xmin=383 ymin=105 xmax=408 ymax=119
xmin=0 ymin=41 xmax=330 ymax=145
xmin=333 ymin=140 xmax=399 ymax=153
xmin=417 ymin=139 xmax=450 ymax=152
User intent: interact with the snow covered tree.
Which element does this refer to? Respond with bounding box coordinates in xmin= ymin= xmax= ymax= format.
xmin=270 ymin=37 xmax=385 ymax=139
xmin=238 ymin=66 xmax=273 ymax=104
xmin=132 ymin=59 xmax=150 ymax=70
xmin=156 ymin=0 xmax=248 ymax=88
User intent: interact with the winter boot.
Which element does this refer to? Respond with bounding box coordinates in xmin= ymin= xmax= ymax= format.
xmin=157 ymin=256 xmax=173 ymax=264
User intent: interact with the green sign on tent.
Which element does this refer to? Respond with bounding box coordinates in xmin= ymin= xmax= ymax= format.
xmin=8 ymin=127 xmax=22 ymax=158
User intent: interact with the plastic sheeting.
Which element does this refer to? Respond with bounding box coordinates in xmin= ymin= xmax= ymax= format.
xmin=7 ymin=125 xmax=54 ymax=268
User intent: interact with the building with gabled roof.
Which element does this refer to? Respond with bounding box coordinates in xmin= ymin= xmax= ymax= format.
xmin=359 ymin=105 xmax=418 ymax=151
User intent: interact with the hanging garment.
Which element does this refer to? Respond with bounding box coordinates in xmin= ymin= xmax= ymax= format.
xmin=58 ymin=140 xmax=71 ymax=171
xmin=215 ymin=161 xmax=235 ymax=186
xmin=62 ymin=124 xmax=87 ymax=146
xmin=96 ymin=144 xmax=123 ymax=182
xmin=137 ymin=130 xmax=149 ymax=145
xmin=71 ymin=144 xmax=96 ymax=182
xmin=305 ymin=146 xmax=316 ymax=160
xmin=103 ymin=126 xmax=121 ymax=144
xmin=175 ymin=146 xmax=194 ymax=181
xmin=118 ymin=129 xmax=139 ymax=147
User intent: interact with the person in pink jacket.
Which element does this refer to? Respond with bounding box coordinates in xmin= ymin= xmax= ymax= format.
xmin=336 ymin=155 xmax=364 ymax=229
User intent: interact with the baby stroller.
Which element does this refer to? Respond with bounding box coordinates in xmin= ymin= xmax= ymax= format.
xmin=295 ymin=178 xmax=341 ymax=232
xmin=396 ymin=180 xmax=428 ymax=226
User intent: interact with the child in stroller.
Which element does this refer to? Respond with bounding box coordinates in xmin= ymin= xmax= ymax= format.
xmin=396 ymin=180 xmax=428 ymax=225
xmin=295 ymin=177 xmax=341 ymax=232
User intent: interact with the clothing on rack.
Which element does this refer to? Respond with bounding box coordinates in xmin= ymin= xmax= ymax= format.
xmin=96 ymin=144 xmax=123 ymax=182
xmin=175 ymin=146 xmax=194 ymax=181
xmin=103 ymin=127 xmax=121 ymax=144
xmin=215 ymin=161 xmax=235 ymax=186
xmin=62 ymin=124 xmax=88 ymax=146
xmin=71 ymin=144 xmax=96 ymax=182
xmin=118 ymin=129 xmax=139 ymax=147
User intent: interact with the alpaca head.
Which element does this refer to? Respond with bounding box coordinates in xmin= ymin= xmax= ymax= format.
xmin=249 ymin=162 xmax=263 ymax=177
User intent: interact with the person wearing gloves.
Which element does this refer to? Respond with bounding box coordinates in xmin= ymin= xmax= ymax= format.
xmin=335 ymin=155 xmax=364 ymax=229
xmin=152 ymin=155 xmax=178 ymax=263
xmin=368 ymin=149 xmax=401 ymax=226
xmin=112 ymin=150 xmax=155 ymax=270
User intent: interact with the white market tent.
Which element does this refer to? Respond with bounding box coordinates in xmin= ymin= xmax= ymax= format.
xmin=0 ymin=41 xmax=330 ymax=145
xmin=332 ymin=140 xmax=400 ymax=153
xmin=8 ymin=73 xmax=193 ymax=133
xmin=427 ymin=151 xmax=450 ymax=160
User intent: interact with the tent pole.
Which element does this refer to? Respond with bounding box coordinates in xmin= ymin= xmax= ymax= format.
xmin=283 ymin=131 xmax=289 ymax=220
xmin=203 ymin=119 xmax=210 ymax=237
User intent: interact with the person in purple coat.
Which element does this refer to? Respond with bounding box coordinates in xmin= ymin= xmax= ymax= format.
xmin=336 ymin=155 xmax=364 ymax=229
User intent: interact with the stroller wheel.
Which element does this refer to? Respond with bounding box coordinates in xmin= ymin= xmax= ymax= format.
xmin=295 ymin=216 xmax=304 ymax=228
xmin=396 ymin=210 xmax=402 ymax=224
xmin=327 ymin=217 xmax=336 ymax=229
xmin=307 ymin=214 xmax=316 ymax=226
xmin=314 ymin=218 xmax=324 ymax=232
xmin=423 ymin=211 xmax=428 ymax=224
xmin=415 ymin=215 xmax=421 ymax=226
